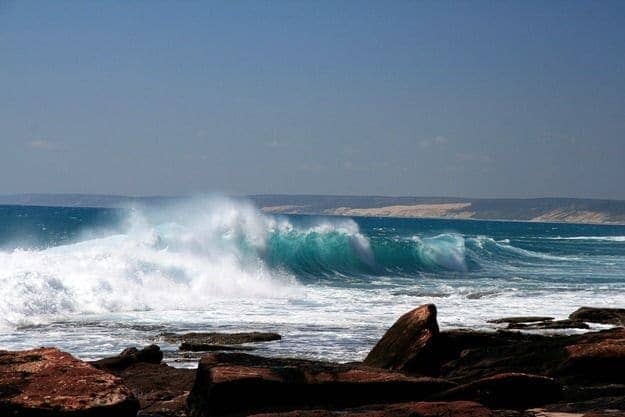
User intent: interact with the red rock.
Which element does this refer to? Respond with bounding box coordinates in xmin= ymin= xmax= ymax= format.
xmin=560 ymin=329 xmax=625 ymax=382
xmin=432 ymin=372 xmax=562 ymax=408
xmin=112 ymin=362 xmax=196 ymax=417
xmin=363 ymin=304 xmax=440 ymax=375
xmin=247 ymin=401 xmax=494 ymax=417
xmin=186 ymin=352 xmax=456 ymax=417
xmin=0 ymin=347 xmax=139 ymax=416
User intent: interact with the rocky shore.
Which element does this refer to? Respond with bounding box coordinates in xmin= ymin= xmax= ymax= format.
xmin=1 ymin=306 xmax=624 ymax=416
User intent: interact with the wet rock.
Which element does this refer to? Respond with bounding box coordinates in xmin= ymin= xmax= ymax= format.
xmin=187 ymin=352 xmax=456 ymax=417
xmin=432 ymin=372 xmax=562 ymax=408
xmin=160 ymin=331 xmax=282 ymax=346
xmin=247 ymin=401 xmax=495 ymax=417
xmin=179 ymin=342 xmax=255 ymax=352
xmin=363 ymin=304 xmax=440 ymax=375
xmin=91 ymin=344 xmax=163 ymax=371
xmin=507 ymin=319 xmax=590 ymax=330
xmin=0 ymin=347 xmax=139 ymax=416
xmin=365 ymin=305 xmax=625 ymax=388
xmin=488 ymin=316 xmax=555 ymax=324
xmin=111 ymin=362 xmax=196 ymax=417
xmin=569 ymin=307 xmax=625 ymax=326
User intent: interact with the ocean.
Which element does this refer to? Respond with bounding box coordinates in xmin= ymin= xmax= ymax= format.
xmin=1 ymin=197 xmax=624 ymax=366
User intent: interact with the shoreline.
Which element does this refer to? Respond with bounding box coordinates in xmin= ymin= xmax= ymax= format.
xmin=1 ymin=305 xmax=624 ymax=416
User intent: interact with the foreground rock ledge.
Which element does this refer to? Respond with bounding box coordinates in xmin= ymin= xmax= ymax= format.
xmin=187 ymin=352 xmax=455 ymax=417
xmin=0 ymin=347 xmax=139 ymax=417
xmin=247 ymin=401 xmax=494 ymax=417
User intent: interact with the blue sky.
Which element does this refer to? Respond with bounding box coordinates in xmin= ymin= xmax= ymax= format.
xmin=1 ymin=1 xmax=624 ymax=198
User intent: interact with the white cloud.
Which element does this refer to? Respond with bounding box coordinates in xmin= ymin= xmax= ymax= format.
xmin=27 ymin=140 xmax=58 ymax=150
xmin=419 ymin=136 xmax=449 ymax=148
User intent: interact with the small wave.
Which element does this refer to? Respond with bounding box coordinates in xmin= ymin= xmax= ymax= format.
xmin=546 ymin=236 xmax=625 ymax=242
xmin=467 ymin=236 xmax=575 ymax=262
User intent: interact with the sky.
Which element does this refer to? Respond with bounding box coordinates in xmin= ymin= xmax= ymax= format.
xmin=1 ymin=1 xmax=625 ymax=199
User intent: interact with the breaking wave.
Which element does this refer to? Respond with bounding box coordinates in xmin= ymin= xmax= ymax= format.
xmin=0 ymin=196 xmax=605 ymax=329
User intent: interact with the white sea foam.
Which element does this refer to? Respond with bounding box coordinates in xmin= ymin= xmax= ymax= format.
xmin=0 ymin=197 xmax=300 ymax=330
xmin=411 ymin=233 xmax=468 ymax=271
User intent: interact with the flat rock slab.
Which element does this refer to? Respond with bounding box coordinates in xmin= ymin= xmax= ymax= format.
xmin=161 ymin=332 xmax=282 ymax=345
xmin=488 ymin=316 xmax=555 ymax=324
xmin=0 ymin=347 xmax=139 ymax=417
xmin=187 ymin=352 xmax=456 ymax=417
xmin=247 ymin=401 xmax=495 ymax=417
xmin=507 ymin=320 xmax=589 ymax=330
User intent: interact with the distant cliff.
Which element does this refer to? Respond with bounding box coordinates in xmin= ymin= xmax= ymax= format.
xmin=251 ymin=195 xmax=625 ymax=224
xmin=1 ymin=194 xmax=624 ymax=224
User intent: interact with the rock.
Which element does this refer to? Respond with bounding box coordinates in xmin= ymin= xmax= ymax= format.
xmin=540 ymin=391 xmax=625 ymax=414
xmin=186 ymin=352 xmax=456 ymax=417
xmin=0 ymin=347 xmax=139 ymax=416
xmin=558 ymin=329 xmax=625 ymax=382
xmin=179 ymin=342 xmax=255 ymax=352
xmin=111 ymin=362 xmax=196 ymax=417
xmin=363 ymin=305 xmax=625 ymax=388
xmin=507 ymin=319 xmax=590 ymax=330
xmin=488 ymin=316 xmax=555 ymax=324
xmin=91 ymin=344 xmax=163 ymax=371
xmin=160 ymin=331 xmax=281 ymax=345
xmin=247 ymin=401 xmax=495 ymax=417
xmin=363 ymin=304 xmax=440 ymax=375
xmin=432 ymin=373 xmax=562 ymax=408
xmin=439 ymin=328 xmax=625 ymax=386
xmin=569 ymin=307 xmax=625 ymax=326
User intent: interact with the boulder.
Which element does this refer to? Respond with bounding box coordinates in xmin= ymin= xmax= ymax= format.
xmin=363 ymin=304 xmax=440 ymax=375
xmin=0 ymin=347 xmax=139 ymax=416
xmin=247 ymin=401 xmax=494 ymax=417
xmin=432 ymin=372 xmax=562 ymax=408
xmin=90 ymin=344 xmax=163 ymax=371
xmin=186 ymin=352 xmax=456 ymax=417
xmin=569 ymin=307 xmax=625 ymax=326
xmin=112 ymin=362 xmax=196 ymax=417
xmin=160 ymin=331 xmax=281 ymax=345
